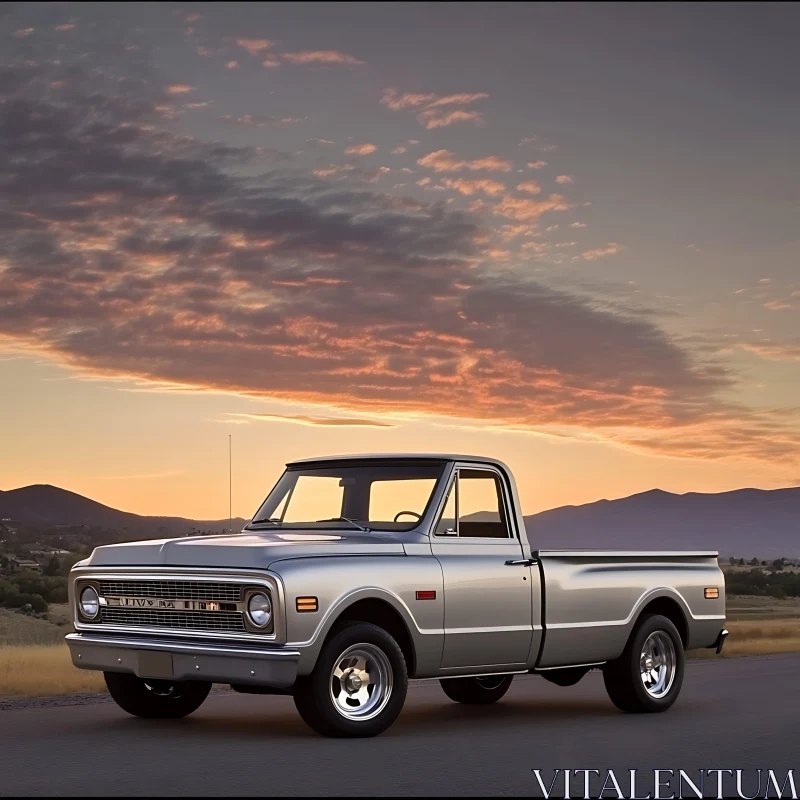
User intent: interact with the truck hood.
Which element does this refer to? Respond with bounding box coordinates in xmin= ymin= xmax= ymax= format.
xmin=84 ymin=530 xmax=407 ymax=570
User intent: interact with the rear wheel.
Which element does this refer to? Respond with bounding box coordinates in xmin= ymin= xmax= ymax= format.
xmin=603 ymin=614 xmax=684 ymax=713
xmin=440 ymin=674 xmax=514 ymax=704
xmin=293 ymin=622 xmax=408 ymax=737
xmin=104 ymin=672 xmax=211 ymax=719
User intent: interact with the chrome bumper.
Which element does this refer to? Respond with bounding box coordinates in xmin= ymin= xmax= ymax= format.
xmin=66 ymin=632 xmax=300 ymax=687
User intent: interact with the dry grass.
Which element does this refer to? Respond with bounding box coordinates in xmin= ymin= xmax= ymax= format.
xmin=690 ymin=618 xmax=800 ymax=659
xmin=0 ymin=607 xmax=68 ymax=647
xmin=0 ymin=645 xmax=105 ymax=696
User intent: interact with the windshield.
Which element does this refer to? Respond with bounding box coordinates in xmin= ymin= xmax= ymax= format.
xmin=249 ymin=461 xmax=446 ymax=531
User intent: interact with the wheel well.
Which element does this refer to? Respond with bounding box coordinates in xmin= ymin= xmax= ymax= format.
xmin=331 ymin=598 xmax=417 ymax=676
xmin=638 ymin=596 xmax=688 ymax=647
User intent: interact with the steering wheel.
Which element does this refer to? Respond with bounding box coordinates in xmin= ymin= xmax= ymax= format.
xmin=393 ymin=510 xmax=422 ymax=522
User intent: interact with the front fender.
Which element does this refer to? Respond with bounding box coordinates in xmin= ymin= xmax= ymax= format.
xmin=270 ymin=555 xmax=444 ymax=676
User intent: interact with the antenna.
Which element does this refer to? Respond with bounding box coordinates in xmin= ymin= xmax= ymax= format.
xmin=229 ymin=434 xmax=232 ymax=533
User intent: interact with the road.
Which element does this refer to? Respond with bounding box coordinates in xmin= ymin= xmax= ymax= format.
xmin=1 ymin=654 xmax=797 ymax=797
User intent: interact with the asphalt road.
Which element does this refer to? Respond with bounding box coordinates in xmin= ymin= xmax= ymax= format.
xmin=1 ymin=654 xmax=797 ymax=797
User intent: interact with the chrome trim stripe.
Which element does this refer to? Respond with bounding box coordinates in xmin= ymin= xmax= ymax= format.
xmin=536 ymin=661 xmax=605 ymax=671
xmin=537 ymin=550 xmax=719 ymax=558
xmin=65 ymin=632 xmax=299 ymax=659
xmin=547 ymin=613 xmax=726 ymax=630
xmin=445 ymin=624 xmax=532 ymax=635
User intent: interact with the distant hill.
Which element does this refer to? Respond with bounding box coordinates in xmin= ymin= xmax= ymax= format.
xmin=524 ymin=487 xmax=800 ymax=559
xmin=0 ymin=485 xmax=248 ymax=538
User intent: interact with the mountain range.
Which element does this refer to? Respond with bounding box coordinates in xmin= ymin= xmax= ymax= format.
xmin=0 ymin=484 xmax=247 ymax=538
xmin=1 ymin=483 xmax=798 ymax=558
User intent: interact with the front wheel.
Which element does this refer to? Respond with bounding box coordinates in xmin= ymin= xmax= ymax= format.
xmin=440 ymin=674 xmax=514 ymax=704
xmin=104 ymin=672 xmax=211 ymax=719
xmin=293 ymin=622 xmax=408 ymax=737
xmin=603 ymin=614 xmax=685 ymax=713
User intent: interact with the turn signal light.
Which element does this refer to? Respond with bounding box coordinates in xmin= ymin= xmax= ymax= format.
xmin=704 ymin=587 xmax=719 ymax=599
xmin=296 ymin=596 xmax=318 ymax=613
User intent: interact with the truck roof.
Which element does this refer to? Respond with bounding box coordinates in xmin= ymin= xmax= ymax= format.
xmin=287 ymin=452 xmax=511 ymax=470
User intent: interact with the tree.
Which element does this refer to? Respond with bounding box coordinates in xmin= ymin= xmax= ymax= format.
xmin=729 ymin=556 xmax=736 ymax=565
xmin=45 ymin=555 xmax=60 ymax=576
xmin=749 ymin=557 xmax=760 ymax=566
xmin=772 ymin=558 xmax=785 ymax=571
xmin=738 ymin=558 xmax=745 ymax=566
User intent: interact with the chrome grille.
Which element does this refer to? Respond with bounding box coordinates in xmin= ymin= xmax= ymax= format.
xmin=101 ymin=607 xmax=246 ymax=632
xmin=98 ymin=580 xmax=243 ymax=603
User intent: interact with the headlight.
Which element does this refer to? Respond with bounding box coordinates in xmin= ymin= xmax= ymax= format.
xmin=247 ymin=592 xmax=272 ymax=628
xmin=80 ymin=586 xmax=100 ymax=620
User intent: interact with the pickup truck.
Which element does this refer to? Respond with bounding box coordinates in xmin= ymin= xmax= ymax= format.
xmin=67 ymin=453 xmax=728 ymax=737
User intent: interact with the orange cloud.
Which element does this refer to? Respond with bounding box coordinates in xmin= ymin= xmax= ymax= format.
xmin=580 ymin=243 xmax=621 ymax=260
xmin=740 ymin=341 xmax=800 ymax=361
xmin=556 ymin=174 xmax=575 ymax=184
xmin=527 ymin=160 xmax=547 ymax=169
xmin=494 ymin=194 xmax=571 ymax=221
xmin=381 ymin=89 xmax=489 ymax=129
xmin=417 ymin=150 xmax=512 ymax=173
xmin=442 ymin=178 xmax=505 ymax=196
xmin=281 ymin=50 xmax=365 ymax=65
xmin=427 ymin=92 xmax=489 ymax=108
xmin=233 ymin=413 xmax=396 ymax=428
xmin=345 ymin=143 xmax=377 ymax=155
xmin=165 ymin=84 xmax=195 ymax=95
xmin=235 ymin=38 xmax=274 ymax=56
xmin=225 ymin=61 xmax=239 ymax=69
xmin=517 ymin=180 xmax=541 ymax=195
xmin=6 ymin=61 xmax=795 ymax=468
xmin=380 ymin=90 xmax=437 ymax=110
xmin=416 ymin=109 xmax=484 ymax=129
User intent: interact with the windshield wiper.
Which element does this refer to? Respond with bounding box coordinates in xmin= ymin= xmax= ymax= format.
xmin=316 ymin=516 xmax=371 ymax=532
xmin=250 ymin=517 xmax=282 ymax=526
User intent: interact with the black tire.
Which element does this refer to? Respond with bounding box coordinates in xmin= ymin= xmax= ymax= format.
xmin=104 ymin=672 xmax=211 ymax=719
xmin=603 ymin=614 xmax=685 ymax=713
xmin=293 ymin=622 xmax=408 ymax=738
xmin=440 ymin=674 xmax=514 ymax=704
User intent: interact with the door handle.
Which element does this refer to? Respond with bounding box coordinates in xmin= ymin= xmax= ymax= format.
xmin=505 ymin=558 xmax=538 ymax=566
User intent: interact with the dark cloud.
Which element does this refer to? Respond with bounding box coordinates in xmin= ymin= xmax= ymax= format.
xmin=1 ymin=55 xmax=789 ymax=462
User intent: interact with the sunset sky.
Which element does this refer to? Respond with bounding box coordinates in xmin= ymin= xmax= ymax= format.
xmin=1 ymin=3 xmax=799 ymax=521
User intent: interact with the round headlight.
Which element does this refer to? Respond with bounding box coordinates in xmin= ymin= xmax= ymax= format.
xmin=247 ymin=592 xmax=272 ymax=628
xmin=80 ymin=586 xmax=100 ymax=620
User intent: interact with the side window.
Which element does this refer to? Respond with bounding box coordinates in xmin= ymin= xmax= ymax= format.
xmin=457 ymin=469 xmax=510 ymax=539
xmin=434 ymin=479 xmax=457 ymax=535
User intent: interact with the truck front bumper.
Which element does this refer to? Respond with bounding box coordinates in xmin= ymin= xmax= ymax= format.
xmin=66 ymin=632 xmax=300 ymax=688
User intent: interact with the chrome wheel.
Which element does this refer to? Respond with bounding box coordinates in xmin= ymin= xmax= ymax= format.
xmin=639 ymin=631 xmax=676 ymax=698
xmin=329 ymin=643 xmax=393 ymax=721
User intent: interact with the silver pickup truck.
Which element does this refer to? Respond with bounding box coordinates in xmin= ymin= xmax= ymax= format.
xmin=67 ymin=453 xmax=727 ymax=737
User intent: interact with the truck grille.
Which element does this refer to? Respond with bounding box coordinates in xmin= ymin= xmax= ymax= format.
xmin=98 ymin=580 xmax=243 ymax=603
xmin=100 ymin=607 xmax=246 ymax=632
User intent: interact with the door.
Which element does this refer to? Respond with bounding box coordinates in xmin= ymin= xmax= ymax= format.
xmin=431 ymin=465 xmax=534 ymax=669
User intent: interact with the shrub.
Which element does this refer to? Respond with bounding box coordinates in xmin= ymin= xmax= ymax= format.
xmin=4 ymin=593 xmax=49 ymax=613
